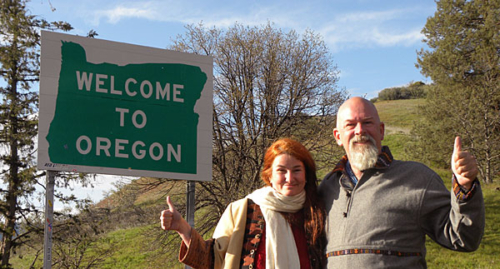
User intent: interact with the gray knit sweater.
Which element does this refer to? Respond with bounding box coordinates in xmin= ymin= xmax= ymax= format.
xmin=318 ymin=147 xmax=485 ymax=269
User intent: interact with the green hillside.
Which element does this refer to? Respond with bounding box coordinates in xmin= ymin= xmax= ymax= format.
xmin=376 ymin=98 xmax=425 ymax=134
xmin=375 ymin=99 xmax=425 ymax=162
xmin=13 ymin=99 xmax=499 ymax=268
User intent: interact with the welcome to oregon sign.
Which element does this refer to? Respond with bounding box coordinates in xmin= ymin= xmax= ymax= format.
xmin=37 ymin=31 xmax=213 ymax=181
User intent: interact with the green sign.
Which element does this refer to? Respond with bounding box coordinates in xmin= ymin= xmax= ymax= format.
xmin=38 ymin=31 xmax=212 ymax=180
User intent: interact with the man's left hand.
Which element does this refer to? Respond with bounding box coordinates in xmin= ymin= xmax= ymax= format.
xmin=451 ymin=136 xmax=478 ymax=191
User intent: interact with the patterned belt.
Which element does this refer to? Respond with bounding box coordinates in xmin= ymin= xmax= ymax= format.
xmin=326 ymin=249 xmax=422 ymax=257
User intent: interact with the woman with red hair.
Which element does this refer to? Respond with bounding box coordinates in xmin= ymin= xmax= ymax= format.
xmin=161 ymin=138 xmax=325 ymax=268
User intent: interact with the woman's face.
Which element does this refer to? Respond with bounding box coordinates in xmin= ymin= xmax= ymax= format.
xmin=269 ymin=154 xmax=306 ymax=196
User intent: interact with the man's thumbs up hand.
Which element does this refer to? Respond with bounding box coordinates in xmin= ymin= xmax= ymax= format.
xmin=451 ymin=136 xmax=478 ymax=191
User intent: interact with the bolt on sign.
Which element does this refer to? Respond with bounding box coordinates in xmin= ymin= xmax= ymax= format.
xmin=38 ymin=31 xmax=213 ymax=181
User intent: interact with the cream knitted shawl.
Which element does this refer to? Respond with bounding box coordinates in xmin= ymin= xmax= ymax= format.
xmin=247 ymin=186 xmax=306 ymax=269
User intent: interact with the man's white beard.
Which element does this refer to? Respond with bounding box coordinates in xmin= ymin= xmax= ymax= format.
xmin=348 ymin=135 xmax=379 ymax=171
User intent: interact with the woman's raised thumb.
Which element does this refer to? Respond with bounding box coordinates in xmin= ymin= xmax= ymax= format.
xmin=166 ymin=196 xmax=176 ymax=211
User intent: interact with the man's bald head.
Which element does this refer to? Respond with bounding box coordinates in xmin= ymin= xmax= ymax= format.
xmin=336 ymin=97 xmax=381 ymax=129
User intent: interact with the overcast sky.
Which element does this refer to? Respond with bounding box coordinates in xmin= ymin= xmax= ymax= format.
xmin=25 ymin=0 xmax=438 ymax=206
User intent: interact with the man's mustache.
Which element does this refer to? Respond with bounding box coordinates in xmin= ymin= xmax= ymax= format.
xmin=352 ymin=135 xmax=375 ymax=144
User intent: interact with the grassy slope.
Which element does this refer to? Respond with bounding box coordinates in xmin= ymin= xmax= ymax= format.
xmin=13 ymin=99 xmax=499 ymax=268
xmin=376 ymin=98 xmax=425 ymax=135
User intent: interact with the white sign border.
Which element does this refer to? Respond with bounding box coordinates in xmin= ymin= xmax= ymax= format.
xmin=37 ymin=31 xmax=213 ymax=182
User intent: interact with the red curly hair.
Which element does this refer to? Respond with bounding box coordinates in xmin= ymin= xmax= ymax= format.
xmin=260 ymin=138 xmax=325 ymax=265
xmin=261 ymin=138 xmax=317 ymax=188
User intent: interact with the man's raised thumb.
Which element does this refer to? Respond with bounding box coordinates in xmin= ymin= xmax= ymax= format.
xmin=454 ymin=136 xmax=462 ymax=156
xmin=166 ymin=196 xmax=176 ymax=212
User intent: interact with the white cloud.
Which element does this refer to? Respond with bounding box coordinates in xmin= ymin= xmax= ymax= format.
xmin=319 ymin=8 xmax=426 ymax=52
xmin=89 ymin=1 xmax=284 ymax=28
xmin=336 ymin=9 xmax=403 ymax=23
xmin=371 ymin=28 xmax=423 ymax=46
xmin=101 ymin=6 xmax=157 ymax=24
xmin=90 ymin=2 xmax=170 ymax=25
xmin=84 ymin=1 xmax=428 ymax=51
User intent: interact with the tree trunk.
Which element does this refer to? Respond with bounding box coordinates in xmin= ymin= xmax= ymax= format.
xmin=1 ymin=59 xmax=20 ymax=268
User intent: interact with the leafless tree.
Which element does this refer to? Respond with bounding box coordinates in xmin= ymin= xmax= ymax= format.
xmin=148 ymin=22 xmax=347 ymax=238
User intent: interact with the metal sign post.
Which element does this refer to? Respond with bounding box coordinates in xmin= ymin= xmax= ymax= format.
xmin=186 ymin=181 xmax=196 ymax=227
xmin=185 ymin=181 xmax=196 ymax=269
xmin=43 ymin=171 xmax=56 ymax=269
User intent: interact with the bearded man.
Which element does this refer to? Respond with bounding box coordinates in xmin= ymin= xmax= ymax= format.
xmin=318 ymin=97 xmax=485 ymax=268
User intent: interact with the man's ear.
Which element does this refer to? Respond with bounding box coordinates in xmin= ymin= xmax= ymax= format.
xmin=333 ymin=128 xmax=342 ymax=146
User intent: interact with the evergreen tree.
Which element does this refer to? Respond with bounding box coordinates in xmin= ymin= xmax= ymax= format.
xmin=415 ymin=0 xmax=500 ymax=183
xmin=0 ymin=0 xmax=73 ymax=267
